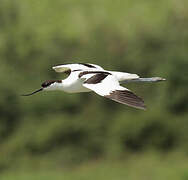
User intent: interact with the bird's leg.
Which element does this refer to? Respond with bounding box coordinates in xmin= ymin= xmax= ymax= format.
xmin=121 ymin=77 xmax=166 ymax=83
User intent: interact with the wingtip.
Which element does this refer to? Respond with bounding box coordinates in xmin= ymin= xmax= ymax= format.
xmin=142 ymin=106 xmax=147 ymax=111
xmin=52 ymin=66 xmax=59 ymax=70
xmin=134 ymin=103 xmax=146 ymax=110
xmin=105 ymin=90 xmax=147 ymax=110
xmin=52 ymin=66 xmax=71 ymax=73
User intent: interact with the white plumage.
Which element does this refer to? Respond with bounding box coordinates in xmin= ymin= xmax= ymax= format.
xmin=22 ymin=63 xmax=166 ymax=110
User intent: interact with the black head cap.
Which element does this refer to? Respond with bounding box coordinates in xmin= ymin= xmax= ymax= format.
xmin=41 ymin=80 xmax=61 ymax=88
xmin=21 ymin=80 xmax=62 ymax=96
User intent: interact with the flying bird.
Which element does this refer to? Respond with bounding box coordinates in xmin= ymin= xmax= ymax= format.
xmin=22 ymin=63 xmax=165 ymax=110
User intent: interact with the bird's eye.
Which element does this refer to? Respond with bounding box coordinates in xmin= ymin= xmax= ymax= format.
xmin=41 ymin=80 xmax=54 ymax=88
xmin=41 ymin=82 xmax=49 ymax=88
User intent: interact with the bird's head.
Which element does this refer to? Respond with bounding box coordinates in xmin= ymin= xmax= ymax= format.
xmin=22 ymin=80 xmax=62 ymax=96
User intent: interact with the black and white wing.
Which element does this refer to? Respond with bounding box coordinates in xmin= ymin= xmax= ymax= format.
xmin=52 ymin=63 xmax=104 ymax=74
xmin=80 ymin=72 xmax=146 ymax=110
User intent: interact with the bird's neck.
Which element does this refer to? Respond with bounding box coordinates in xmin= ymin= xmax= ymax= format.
xmin=55 ymin=81 xmax=65 ymax=91
xmin=56 ymin=80 xmax=73 ymax=92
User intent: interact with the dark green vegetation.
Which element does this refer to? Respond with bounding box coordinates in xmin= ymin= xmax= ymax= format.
xmin=1 ymin=153 xmax=188 ymax=180
xmin=0 ymin=0 xmax=188 ymax=178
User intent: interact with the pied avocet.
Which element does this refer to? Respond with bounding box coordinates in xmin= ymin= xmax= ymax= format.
xmin=22 ymin=63 xmax=165 ymax=110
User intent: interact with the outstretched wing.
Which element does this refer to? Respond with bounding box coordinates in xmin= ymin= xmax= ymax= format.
xmin=81 ymin=72 xmax=146 ymax=110
xmin=52 ymin=63 xmax=104 ymax=74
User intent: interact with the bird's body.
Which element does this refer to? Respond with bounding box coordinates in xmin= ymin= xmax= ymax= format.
xmin=51 ymin=63 xmax=139 ymax=93
xmin=59 ymin=70 xmax=91 ymax=93
xmin=22 ymin=63 xmax=166 ymax=110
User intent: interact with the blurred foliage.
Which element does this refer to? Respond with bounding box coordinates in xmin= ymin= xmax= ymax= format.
xmin=0 ymin=0 xmax=188 ymax=170
xmin=2 ymin=152 xmax=188 ymax=180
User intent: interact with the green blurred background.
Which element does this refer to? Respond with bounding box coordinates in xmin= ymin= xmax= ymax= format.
xmin=0 ymin=0 xmax=188 ymax=179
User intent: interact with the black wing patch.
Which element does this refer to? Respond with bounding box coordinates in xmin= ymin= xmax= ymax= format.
xmin=105 ymin=90 xmax=146 ymax=110
xmin=79 ymin=71 xmax=111 ymax=78
xmin=84 ymin=73 xmax=109 ymax=84
xmin=64 ymin=69 xmax=71 ymax=75
xmin=79 ymin=63 xmax=96 ymax=68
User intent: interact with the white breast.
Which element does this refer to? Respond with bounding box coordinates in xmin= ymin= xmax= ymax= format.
xmin=62 ymin=71 xmax=91 ymax=93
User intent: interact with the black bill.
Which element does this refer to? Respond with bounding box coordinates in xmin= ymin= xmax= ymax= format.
xmin=21 ymin=88 xmax=43 ymax=96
